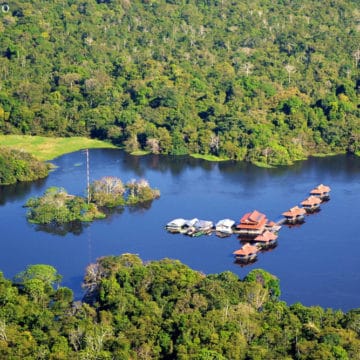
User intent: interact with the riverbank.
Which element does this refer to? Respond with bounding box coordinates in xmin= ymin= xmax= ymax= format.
xmin=0 ymin=135 xmax=117 ymax=161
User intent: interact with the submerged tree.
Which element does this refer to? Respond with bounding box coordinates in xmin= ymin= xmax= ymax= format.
xmin=126 ymin=178 xmax=160 ymax=205
xmin=90 ymin=176 xmax=125 ymax=207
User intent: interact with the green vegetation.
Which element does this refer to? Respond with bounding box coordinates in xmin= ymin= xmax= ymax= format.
xmin=0 ymin=1 xmax=359 ymax=166
xmin=0 ymin=254 xmax=359 ymax=359
xmin=90 ymin=176 xmax=160 ymax=207
xmin=25 ymin=187 xmax=105 ymax=224
xmin=0 ymin=147 xmax=50 ymax=185
xmin=0 ymin=135 xmax=117 ymax=161
xmin=26 ymin=178 xmax=160 ymax=225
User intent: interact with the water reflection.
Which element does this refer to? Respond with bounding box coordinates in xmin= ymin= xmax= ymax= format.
xmin=0 ymin=178 xmax=47 ymax=206
xmin=34 ymin=220 xmax=88 ymax=236
xmin=234 ymin=258 xmax=258 ymax=267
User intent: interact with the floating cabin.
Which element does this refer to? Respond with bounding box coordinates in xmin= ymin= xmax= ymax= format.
xmin=233 ymin=243 xmax=259 ymax=262
xmin=183 ymin=218 xmax=199 ymax=230
xmin=215 ymin=219 xmax=235 ymax=236
xmin=186 ymin=219 xmax=213 ymax=237
xmin=301 ymin=195 xmax=321 ymax=213
xmin=310 ymin=184 xmax=331 ymax=201
xmin=166 ymin=218 xmax=198 ymax=233
xmin=282 ymin=206 xmax=306 ymax=224
xmin=166 ymin=218 xmax=187 ymax=233
xmin=253 ymin=230 xmax=278 ymax=249
xmin=235 ymin=210 xmax=268 ymax=236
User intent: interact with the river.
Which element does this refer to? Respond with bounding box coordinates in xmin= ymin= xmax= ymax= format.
xmin=0 ymin=149 xmax=359 ymax=311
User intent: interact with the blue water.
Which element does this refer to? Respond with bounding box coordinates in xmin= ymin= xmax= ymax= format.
xmin=1 ymin=149 xmax=359 ymax=311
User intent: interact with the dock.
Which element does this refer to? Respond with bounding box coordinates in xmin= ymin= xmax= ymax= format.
xmin=165 ymin=183 xmax=331 ymax=265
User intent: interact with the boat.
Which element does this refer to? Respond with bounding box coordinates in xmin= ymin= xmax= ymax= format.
xmin=282 ymin=206 xmax=306 ymax=224
xmin=235 ymin=210 xmax=268 ymax=236
xmin=186 ymin=219 xmax=213 ymax=237
xmin=215 ymin=218 xmax=235 ymax=236
xmin=301 ymin=195 xmax=321 ymax=213
xmin=310 ymin=184 xmax=331 ymax=201
xmin=253 ymin=230 xmax=278 ymax=249
xmin=233 ymin=243 xmax=259 ymax=262
xmin=165 ymin=218 xmax=187 ymax=233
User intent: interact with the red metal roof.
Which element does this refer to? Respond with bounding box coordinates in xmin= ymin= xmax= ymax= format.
xmin=254 ymin=230 xmax=278 ymax=242
xmin=237 ymin=210 xmax=267 ymax=229
xmin=301 ymin=195 xmax=321 ymax=206
xmin=310 ymin=184 xmax=331 ymax=195
xmin=233 ymin=243 xmax=259 ymax=256
xmin=282 ymin=206 xmax=306 ymax=217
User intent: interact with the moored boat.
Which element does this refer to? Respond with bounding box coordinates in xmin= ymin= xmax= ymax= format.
xmin=301 ymin=195 xmax=321 ymax=213
xmin=233 ymin=243 xmax=259 ymax=262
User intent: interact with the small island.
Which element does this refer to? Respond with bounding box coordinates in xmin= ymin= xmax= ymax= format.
xmin=25 ymin=177 xmax=160 ymax=225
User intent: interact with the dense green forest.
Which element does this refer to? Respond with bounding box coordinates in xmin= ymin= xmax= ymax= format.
xmin=0 ymin=0 xmax=359 ymax=165
xmin=0 ymin=254 xmax=359 ymax=359
xmin=0 ymin=147 xmax=49 ymax=184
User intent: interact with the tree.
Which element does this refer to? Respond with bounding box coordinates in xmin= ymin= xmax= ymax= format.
xmin=14 ymin=264 xmax=62 ymax=289
xmin=90 ymin=176 xmax=125 ymax=207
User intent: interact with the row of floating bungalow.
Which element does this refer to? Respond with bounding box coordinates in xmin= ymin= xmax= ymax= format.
xmin=165 ymin=184 xmax=331 ymax=263
xmin=233 ymin=184 xmax=331 ymax=263
xmin=165 ymin=212 xmax=281 ymax=238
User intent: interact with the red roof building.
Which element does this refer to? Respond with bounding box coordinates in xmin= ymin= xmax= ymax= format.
xmin=236 ymin=210 xmax=268 ymax=235
xmin=233 ymin=243 xmax=259 ymax=261
xmin=310 ymin=184 xmax=331 ymax=200
xmin=282 ymin=206 xmax=306 ymax=224
xmin=301 ymin=195 xmax=321 ymax=212
xmin=254 ymin=230 xmax=278 ymax=248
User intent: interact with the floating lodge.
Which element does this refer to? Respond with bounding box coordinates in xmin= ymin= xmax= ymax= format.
xmin=282 ymin=206 xmax=306 ymax=224
xmin=233 ymin=243 xmax=259 ymax=262
xmin=165 ymin=184 xmax=331 ymax=264
xmin=310 ymin=184 xmax=331 ymax=201
xmin=301 ymin=195 xmax=321 ymax=213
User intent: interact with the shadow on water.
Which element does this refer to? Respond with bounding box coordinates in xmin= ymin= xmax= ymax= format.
xmin=0 ymin=178 xmax=47 ymax=206
xmin=127 ymin=200 xmax=154 ymax=213
xmin=234 ymin=258 xmax=258 ymax=268
xmin=34 ymin=220 xmax=88 ymax=236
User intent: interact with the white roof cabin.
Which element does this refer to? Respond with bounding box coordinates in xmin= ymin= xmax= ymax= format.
xmin=193 ymin=220 xmax=213 ymax=230
xmin=184 ymin=218 xmax=199 ymax=227
xmin=215 ymin=219 xmax=235 ymax=229
xmin=166 ymin=218 xmax=187 ymax=228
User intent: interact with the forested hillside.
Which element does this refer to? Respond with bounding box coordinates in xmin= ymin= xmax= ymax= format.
xmin=0 ymin=0 xmax=359 ymax=165
xmin=1 ymin=254 xmax=360 ymax=359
